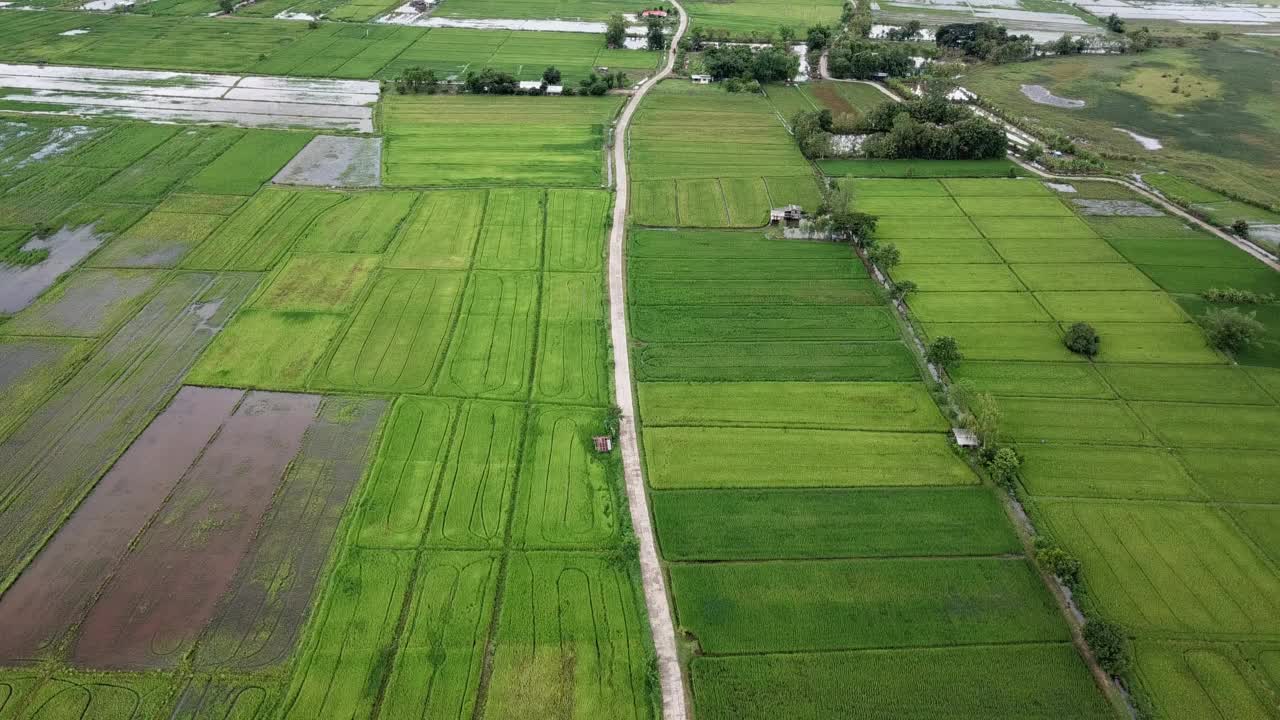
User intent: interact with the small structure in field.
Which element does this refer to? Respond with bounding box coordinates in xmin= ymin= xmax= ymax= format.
xmin=691 ymin=74 xmax=712 ymax=84
xmin=770 ymin=205 xmax=804 ymax=227
xmin=641 ymin=8 xmax=668 ymax=17
xmin=545 ymin=84 xmax=564 ymax=95
xmin=593 ymin=435 xmax=614 ymax=453
xmin=518 ymin=81 xmax=542 ymax=91
xmin=951 ymin=428 xmax=980 ymax=448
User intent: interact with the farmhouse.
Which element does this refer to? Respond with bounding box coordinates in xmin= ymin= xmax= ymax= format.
xmin=641 ymin=8 xmax=668 ymax=17
xmin=691 ymin=74 xmax=712 ymax=84
xmin=769 ymin=204 xmax=804 ymax=226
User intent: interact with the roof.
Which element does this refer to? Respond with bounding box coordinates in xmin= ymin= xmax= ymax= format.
xmin=951 ymin=428 xmax=980 ymax=447
xmin=518 ymin=80 xmax=542 ymax=89
xmin=641 ymin=8 xmax=667 ymax=16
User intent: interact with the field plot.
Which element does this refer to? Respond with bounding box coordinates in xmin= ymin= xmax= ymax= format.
xmin=0 ymin=671 xmax=173 ymax=720
xmin=168 ymin=679 xmax=276 ymax=720
xmin=388 ymin=190 xmax=486 ymax=269
xmin=295 ymin=191 xmax=418 ymax=253
xmin=0 ymin=268 xmax=158 ymax=337
xmin=1018 ymin=445 xmax=1203 ymax=501
xmin=379 ymin=552 xmax=499 ymax=720
xmin=484 ymin=553 xmax=650 ymax=720
xmin=0 ymin=337 xmax=92 ymax=441
xmin=252 ymin=254 xmax=378 ymax=313
xmin=0 ymin=272 xmax=255 ymax=594
xmin=88 ymin=208 xmax=227 ymax=268
xmin=653 ymin=487 xmax=1018 ymax=561
xmin=0 ymin=63 xmax=378 ymax=132
xmin=476 ymin=188 xmax=544 ymax=270
xmin=0 ymin=225 xmax=114 ymax=312
xmin=316 ymin=269 xmax=465 ymax=393
xmin=534 ymin=272 xmax=608 ymax=405
xmin=186 ymin=309 xmax=344 ymax=390
xmin=70 ymin=391 xmax=320 ymax=668
xmin=434 ymin=271 xmax=538 ymax=400
xmin=425 ymin=401 xmax=525 ymax=549
xmin=629 ymin=81 xmax=816 ymax=227
xmin=669 ymin=557 xmax=1067 ymax=653
xmin=645 ymin=427 xmax=975 ymax=489
xmin=1179 ymin=450 xmax=1280 ymax=504
xmin=383 ymin=94 xmax=622 ymax=187
xmin=682 ymin=0 xmax=842 ymax=33
xmin=1037 ymin=500 xmax=1280 ymax=635
xmin=690 ymin=644 xmax=1111 ymax=720
xmin=513 ymin=405 xmax=618 ymax=548
xmin=632 ymin=305 xmax=894 ymax=342
xmin=950 ymin=361 xmax=1112 ymax=398
xmin=546 ymin=189 xmax=609 ymax=272
xmin=1134 ymin=642 xmax=1278 ymax=720
xmin=182 ymin=188 xmax=346 ymax=271
xmin=634 ymin=340 xmax=917 ymax=382
xmin=639 ymin=382 xmax=944 ymax=431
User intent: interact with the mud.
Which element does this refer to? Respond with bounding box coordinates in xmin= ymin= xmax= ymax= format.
xmin=1114 ymin=127 xmax=1162 ymax=150
xmin=1020 ymin=84 xmax=1085 ymax=108
xmin=193 ymin=396 xmax=386 ymax=670
xmin=2 ymin=269 xmax=159 ymax=337
xmin=1073 ymin=199 xmax=1165 ymax=216
xmin=1044 ymin=182 xmax=1076 ymax=193
xmin=0 ymin=386 xmax=244 ymax=663
xmin=71 ymin=391 xmax=321 ymax=669
xmin=0 ymin=225 xmax=108 ymax=314
xmin=272 ymin=135 xmax=382 ymax=188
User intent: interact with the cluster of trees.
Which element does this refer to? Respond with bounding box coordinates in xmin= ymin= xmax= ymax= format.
xmin=451 ymin=66 xmax=624 ymax=96
xmin=393 ymin=67 xmax=439 ymax=95
xmin=606 ymin=14 xmax=666 ymax=51
xmin=701 ymin=45 xmax=800 ymax=84
xmin=578 ymin=70 xmax=629 ymax=95
xmin=1103 ymin=14 xmax=1155 ymax=51
xmin=883 ymin=20 xmax=924 ymax=41
xmin=861 ymin=93 xmax=1007 ymax=160
xmin=805 ymin=24 xmax=835 ymax=51
xmin=825 ymin=38 xmax=917 ymax=79
xmin=843 ymin=0 xmax=874 ymax=39
xmin=936 ymin=22 xmax=1034 ymax=63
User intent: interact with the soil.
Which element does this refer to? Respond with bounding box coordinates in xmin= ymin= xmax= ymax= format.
xmin=1020 ymin=84 xmax=1086 ymax=109
xmin=0 ymin=225 xmax=108 ymax=314
xmin=272 ymin=135 xmax=382 ymax=188
xmin=1113 ymin=127 xmax=1162 ymax=150
xmin=0 ymin=386 xmax=244 ymax=663
xmin=71 ymin=391 xmax=321 ymax=669
xmin=1073 ymin=199 xmax=1165 ymax=216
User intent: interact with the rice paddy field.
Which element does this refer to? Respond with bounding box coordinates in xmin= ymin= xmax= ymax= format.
xmin=861 ymin=175 xmax=1280 ymax=718
xmin=626 ymin=119 xmax=1114 ymax=717
xmin=628 ymin=81 xmax=823 ymax=227
xmin=0 ymin=51 xmax=648 ymax=716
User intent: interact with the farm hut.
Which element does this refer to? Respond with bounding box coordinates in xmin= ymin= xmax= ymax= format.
xmin=691 ymin=74 xmax=712 ymax=84
xmin=593 ymin=436 xmax=614 ymax=453
xmin=518 ymin=81 xmax=542 ymax=91
xmin=951 ymin=428 xmax=980 ymax=448
xmin=769 ymin=205 xmax=804 ymax=226
xmin=546 ymin=84 xmax=564 ymax=95
xmin=641 ymin=8 xmax=668 ymax=17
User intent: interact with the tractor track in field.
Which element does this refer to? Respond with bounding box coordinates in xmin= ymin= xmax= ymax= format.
xmin=606 ymin=4 xmax=690 ymax=719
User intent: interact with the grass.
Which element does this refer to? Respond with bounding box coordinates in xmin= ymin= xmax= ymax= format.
xmin=295 ymin=192 xmax=419 ymax=254
xmin=689 ymin=644 xmax=1113 ymax=720
xmin=382 ymin=94 xmax=621 ymax=187
xmin=1132 ymin=401 xmax=1280 ymax=449
xmin=1011 ymin=263 xmax=1157 ymax=292
xmin=512 ymin=405 xmax=618 ymax=548
xmin=182 ymin=189 xmax=346 ymax=271
xmin=186 ymin=310 xmax=343 ymax=391
xmin=533 ymin=272 xmax=608 ymax=405
xmin=252 ymin=254 xmax=379 ymax=313
xmin=644 ymin=427 xmax=976 ymax=489
xmin=653 ymin=487 xmax=1018 ymax=561
xmin=317 ymin=270 xmax=463 ymax=393
xmin=924 ymin=322 xmax=1079 ymax=362
xmin=1018 ymin=445 xmax=1203 ymax=501
xmin=633 ymin=341 xmax=919 ymax=382
xmin=638 ymin=382 xmax=946 ymax=431
xmin=1037 ymin=499 xmax=1280 ymax=635
xmin=895 ymin=263 xmax=1025 ymax=292
xmin=182 ymin=131 xmax=313 ymax=195
xmin=1133 ymin=642 xmax=1278 ymax=720
xmin=1097 ymin=364 xmax=1273 ymax=404
xmin=631 ymin=304 xmax=896 ymax=342
xmin=668 ymin=557 xmax=1069 ymax=654
xmin=387 ymin=190 xmax=485 ymax=269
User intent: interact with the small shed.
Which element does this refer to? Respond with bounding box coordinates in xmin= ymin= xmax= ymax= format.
xmin=951 ymin=428 xmax=980 ymax=448
xmin=593 ymin=435 xmax=614 ymax=453
xmin=690 ymin=74 xmax=712 ymax=84
xmin=641 ymin=8 xmax=668 ymax=17
xmin=518 ymin=80 xmax=542 ymax=91
xmin=769 ymin=205 xmax=804 ymax=226
xmin=545 ymin=84 xmax=564 ymax=95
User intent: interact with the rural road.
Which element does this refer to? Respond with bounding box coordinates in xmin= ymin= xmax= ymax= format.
xmin=606 ymin=6 xmax=690 ymax=720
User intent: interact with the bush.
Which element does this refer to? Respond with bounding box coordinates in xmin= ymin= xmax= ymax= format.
xmin=1084 ymin=619 xmax=1130 ymax=675
xmin=218 ymin=0 xmax=235 ymax=12
xmin=1201 ymin=287 xmax=1275 ymax=305
xmin=889 ymin=279 xmax=917 ymax=301
xmin=542 ymin=66 xmax=561 ymax=84
xmin=868 ymin=242 xmax=901 ymax=271
xmin=926 ymin=335 xmax=962 ymax=369
xmin=1201 ymin=307 xmax=1265 ymax=353
xmin=1063 ymin=322 xmax=1100 ymax=357
xmin=986 ymin=446 xmax=1021 ymax=490
xmin=1034 ymin=538 xmax=1082 ymax=589
xmin=1232 ymin=219 xmax=1250 ymax=237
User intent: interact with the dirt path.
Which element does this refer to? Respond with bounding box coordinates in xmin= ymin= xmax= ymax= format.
xmin=606 ymin=7 xmax=690 ymax=720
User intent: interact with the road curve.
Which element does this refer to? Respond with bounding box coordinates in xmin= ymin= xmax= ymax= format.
xmin=606 ymin=7 xmax=690 ymax=720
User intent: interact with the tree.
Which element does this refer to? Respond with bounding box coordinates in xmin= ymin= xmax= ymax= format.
xmin=1204 ymin=29 xmax=1221 ymax=41
xmin=1063 ymin=322 xmax=1100 ymax=357
xmin=1201 ymin=307 xmax=1265 ymax=354
xmin=1128 ymin=27 xmax=1154 ymax=52
xmin=926 ymin=335 xmax=962 ymax=370
xmin=869 ymin=242 xmax=901 ymax=271
xmin=968 ymin=391 xmax=1001 ymax=445
xmin=806 ymin=24 xmax=833 ymax=51
xmin=749 ymin=46 xmax=799 ymax=83
xmin=1035 ymin=538 xmax=1082 ymax=589
xmin=542 ymin=66 xmax=561 ymax=84
xmin=647 ymin=18 xmax=666 ymax=51
xmin=1104 ymin=13 xmax=1126 ymax=32
xmin=464 ymin=68 xmax=517 ymax=94
xmin=218 ymin=0 xmax=235 ymax=13
xmin=829 ymin=210 xmax=877 ymax=244
xmin=889 ymin=279 xmax=917 ymax=301
xmin=394 ymin=66 xmax=437 ymax=94
xmin=778 ymin=25 xmax=796 ymax=43
xmin=605 ymin=14 xmax=626 ymax=48
xmin=1232 ymin=219 xmax=1250 ymax=237
xmin=987 ymin=447 xmax=1021 ymax=490
xmin=1024 ymin=142 xmax=1045 ymax=162
xmin=1084 ymin=620 xmax=1130 ymax=675
xmin=579 ymin=73 xmax=610 ymax=95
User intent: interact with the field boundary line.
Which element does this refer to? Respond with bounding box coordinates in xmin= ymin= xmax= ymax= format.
xmin=605 ymin=4 xmax=690 ymax=719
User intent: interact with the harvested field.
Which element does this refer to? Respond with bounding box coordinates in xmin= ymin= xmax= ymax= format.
xmin=669 ymin=557 xmax=1068 ymax=654
xmin=317 ymin=270 xmax=465 ymax=393
xmin=0 ymin=272 xmax=256 ymax=594
xmin=513 ymin=405 xmax=618 ymax=548
xmin=70 ymin=391 xmax=322 ymax=669
xmin=653 ymin=487 xmax=1018 ymax=561
xmin=483 ymin=552 xmax=649 ymax=720
xmin=0 ymin=63 xmax=378 ymax=132
xmin=644 ymin=427 xmax=976 ymax=489
xmin=273 ymin=135 xmax=383 ymax=188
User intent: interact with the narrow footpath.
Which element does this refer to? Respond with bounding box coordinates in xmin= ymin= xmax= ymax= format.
xmin=606 ymin=7 xmax=690 ymax=720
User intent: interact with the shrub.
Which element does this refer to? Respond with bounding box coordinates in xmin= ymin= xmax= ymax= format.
xmin=889 ymin=279 xmax=917 ymax=301
xmin=542 ymin=66 xmax=561 ymax=84
xmin=605 ymin=14 xmax=626 ymax=48
xmin=1231 ymin=219 xmax=1250 ymax=237
xmin=926 ymin=335 xmax=962 ymax=370
xmin=986 ymin=447 xmax=1021 ymax=490
xmin=218 ymin=0 xmax=235 ymax=12
xmin=1201 ymin=287 xmax=1275 ymax=304
xmin=1063 ymin=322 xmax=1100 ymax=357
xmin=1201 ymin=307 xmax=1265 ymax=353
xmin=1034 ymin=538 xmax=1082 ymax=589
xmin=1084 ymin=619 xmax=1130 ymax=675
xmin=868 ymin=242 xmax=901 ymax=271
